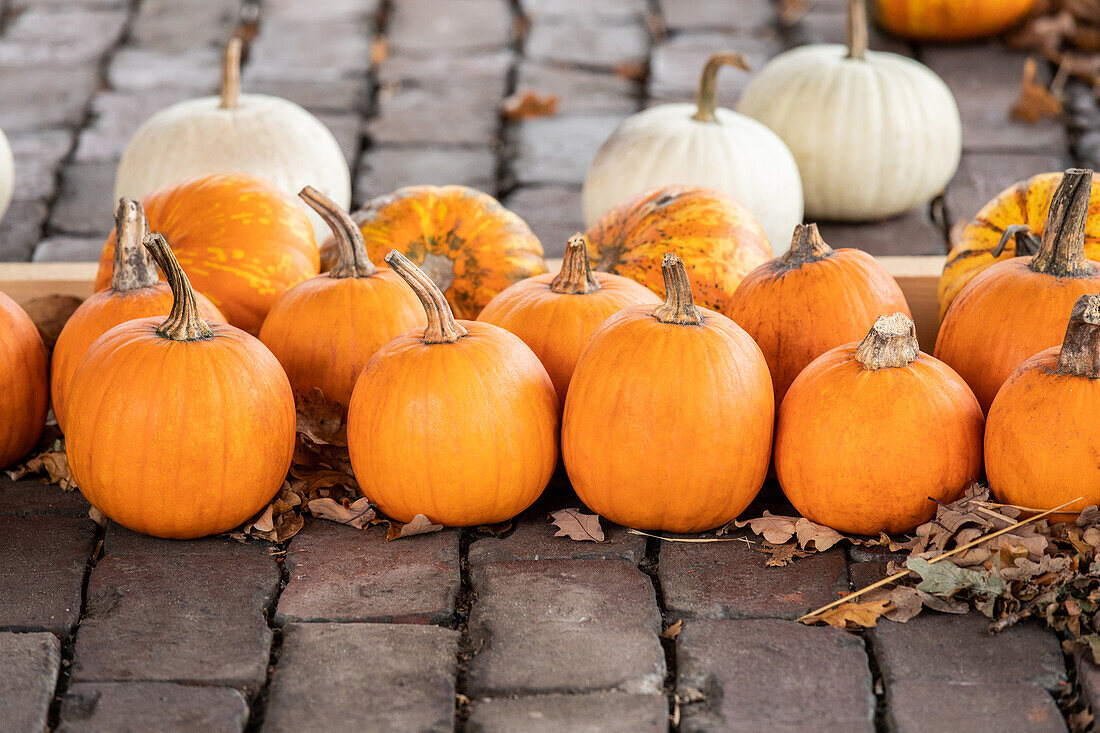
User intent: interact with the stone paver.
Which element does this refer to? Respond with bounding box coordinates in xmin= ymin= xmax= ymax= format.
xmin=0 ymin=515 xmax=97 ymax=636
xmin=48 ymin=161 xmax=117 ymax=236
xmin=370 ymin=85 xmax=502 ymax=146
xmin=0 ymin=476 xmax=90 ymax=517
xmin=0 ymin=200 xmax=49 ymax=261
xmin=0 ymin=65 xmax=101 ymax=133
xmin=73 ymin=91 xmax=194 ymax=163
xmin=521 ymin=0 xmax=648 ymax=24
xmin=263 ymin=622 xmax=458 ymax=733
xmin=32 ymin=236 xmax=105 ymax=263
xmin=467 ymin=559 xmax=665 ymax=695
xmin=658 ymin=0 xmax=775 ymax=32
xmin=0 ymin=631 xmax=61 ymax=733
xmin=886 ymin=680 xmax=1067 ymax=733
xmin=817 ymin=208 xmax=946 ymax=256
xmin=502 ymin=187 xmax=586 ymax=257
xmin=649 ymin=33 xmax=783 ymax=104
xmin=467 ymin=692 xmax=667 ymax=732
xmin=387 ymin=0 xmax=513 ymax=55
xmin=276 ymin=520 xmax=460 ymax=625
xmin=9 ymin=130 xmax=74 ymax=200
xmin=525 ymin=23 xmax=651 ymax=71
xmin=59 ymin=682 xmax=250 ymax=733
xmin=469 ymin=514 xmax=646 ymax=566
xmin=355 ymin=147 xmax=497 ymax=204
xmin=676 ymin=618 xmax=875 ymax=732
xmin=512 ymin=115 xmax=623 ymax=185
xmin=377 ymin=50 xmax=514 ymax=89
xmin=516 ymin=63 xmax=638 ymax=116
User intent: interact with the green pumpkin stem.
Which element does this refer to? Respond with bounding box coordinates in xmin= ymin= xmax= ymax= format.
xmin=691 ymin=52 xmax=750 ymax=123
xmin=143 ymin=233 xmax=213 ymax=342
xmin=220 ymin=36 xmax=242 ymax=110
xmin=300 ymin=186 xmax=377 ymax=278
xmin=779 ymin=223 xmax=833 ymax=268
xmin=111 ymin=198 xmax=158 ymax=292
xmin=550 ymin=234 xmax=601 ymax=295
xmin=1057 ymin=294 xmax=1100 ymax=379
xmin=1030 ymin=168 xmax=1094 ymax=278
xmin=855 ymin=313 xmax=919 ymax=370
xmin=847 ymin=0 xmax=868 ymax=61
xmin=653 ymin=253 xmax=703 ymax=326
xmin=385 ymin=250 xmax=468 ymax=344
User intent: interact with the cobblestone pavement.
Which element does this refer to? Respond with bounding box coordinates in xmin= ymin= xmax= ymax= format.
xmin=0 ymin=0 xmax=1091 ymax=731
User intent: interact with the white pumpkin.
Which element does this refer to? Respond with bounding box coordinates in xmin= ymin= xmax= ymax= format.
xmin=737 ymin=0 xmax=961 ymax=222
xmin=113 ymin=38 xmax=350 ymax=241
xmin=583 ymin=53 xmax=803 ymax=253
xmin=0 ymin=127 xmax=12 ymax=223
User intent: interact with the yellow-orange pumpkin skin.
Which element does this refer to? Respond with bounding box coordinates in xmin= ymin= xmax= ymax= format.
xmin=323 ymin=185 xmax=547 ymax=319
xmin=725 ymin=224 xmax=910 ymax=405
xmin=585 ymin=186 xmax=771 ymax=315
xmin=94 ymin=172 xmax=318 ymax=335
xmin=0 ymin=291 xmax=48 ymax=468
xmin=875 ymin=0 xmax=1037 ymax=41
xmin=477 ymin=234 xmax=660 ymax=406
xmin=776 ymin=315 xmax=984 ymax=536
xmin=562 ymin=254 xmax=774 ymax=533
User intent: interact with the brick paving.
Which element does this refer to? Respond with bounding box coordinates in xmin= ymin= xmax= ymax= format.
xmin=0 ymin=0 xmax=1089 ymax=731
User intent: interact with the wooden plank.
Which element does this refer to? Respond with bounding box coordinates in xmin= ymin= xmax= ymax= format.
xmin=879 ymin=255 xmax=945 ymax=351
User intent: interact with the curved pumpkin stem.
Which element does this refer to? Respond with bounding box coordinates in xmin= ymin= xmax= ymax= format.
xmin=385 ymin=250 xmax=468 ymax=344
xmin=300 ymin=186 xmax=376 ymax=278
xmin=111 ymin=198 xmax=158 ymax=292
xmin=847 ymin=0 xmax=868 ymax=61
xmin=691 ymin=52 xmax=750 ymax=123
xmin=143 ymin=233 xmax=213 ymax=341
xmin=653 ymin=253 xmax=703 ymax=326
xmin=991 ymin=224 xmax=1042 ymax=259
xmin=855 ymin=313 xmax=919 ymax=370
xmin=220 ymin=36 xmax=242 ymax=110
xmin=1057 ymin=294 xmax=1100 ymax=379
xmin=779 ymin=223 xmax=833 ymax=268
xmin=550 ymin=234 xmax=601 ymax=295
xmin=1031 ymin=168 xmax=1094 ymax=277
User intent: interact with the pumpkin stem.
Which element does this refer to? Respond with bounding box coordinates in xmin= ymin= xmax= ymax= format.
xmin=220 ymin=36 xmax=242 ymax=110
xmin=550 ymin=234 xmax=601 ymax=295
xmin=653 ymin=253 xmax=703 ymax=326
xmin=143 ymin=233 xmax=214 ymax=341
xmin=1057 ymin=294 xmax=1100 ymax=379
xmin=847 ymin=0 xmax=868 ymax=61
xmin=1031 ymin=168 xmax=1094 ymax=277
xmin=384 ymin=249 xmax=468 ymax=344
xmin=110 ymin=198 xmax=158 ymax=292
xmin=855 ymin=313 xmax=919 ymax=370
xmin=691 ymin=52 xmax=751 ymax=123
xmin=300 ymin=186 xmax=377 ymax=278
xmin=992 ymin=224 xmax=1042 ymax=259
xmin=778 ymin=223 xmax=833 ymax=268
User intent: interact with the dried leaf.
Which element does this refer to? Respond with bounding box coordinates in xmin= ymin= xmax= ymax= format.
xmin=661 ymin=619 xmax=683 ymax=639
xmin=386 ymin=513 xmax=443 ymax=541
xmin=813 ymin=599 xmax=892 ymax=630
xmin=370 ymin=38 xmax=389 ymax=65
xmin=794 ymin=518 xmax=844 ymax=551
xmin=476 ymin=520 xmax=513 ymax=536
xmin=550 ymin=508 xmax=604 ymax=542
xmin=614 ymin=61 xmax=646 ymax=81
xmin=88 ymin=506 xmax=108 ymax=528
xmin=295 ymin=388 xmax=345 ymax=446
xmin=502 ymin=90 xmax=560 ymax=121
xmin=761 ymin=542 xmax=811 ymax=567
xmin=735 ymin=510 xmax=799 ymax=544
xmin=1011 ymin=57 xmax=1063 ymax=122
xmin=5 ymin=446 xmax=76 ymax=491
xmin=777 ymin=0 xmax=809 ymax=25
xmin=308 ymin=497 xmax=375 ymax=529
xmin=907 ymin=557 xmax=1007 ymax=597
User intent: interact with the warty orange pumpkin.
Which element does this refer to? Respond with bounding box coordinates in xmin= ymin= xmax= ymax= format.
xmin=935 ymin=168 xmax=1100 ymax=412
xmin=258 ymin=187 xmax=426 ymax=410
xmin=0 ymin=290 xmax=48 ymax=468
xmin=347 ymin=250 xmax=559 ymax=527
xmin=874 ymin=0 xmax=1038 ymax=41
xmin=477 ymin=233 xmax=660 ymax=406
xmin=321 ymin=185 xmax=547 ymax=319
xmin=775 ymin=313 xmax=984 ymax=535
xmin=725 ymin=223 xmax=910 ymax=404
xmin=94 ymin=171 xmax=318 ymax=335
xmin=584 ymin=185 xmax=771 ymax=314
xmin=562 ymin=253 xmax=774 ymax=533
xmin=52 ymin=199 xmax=223 ymax=432
xmin=986 ymin=294 xmax=1100 ymax=518
xmin=67 ymin=233 xmax=295 ymax=539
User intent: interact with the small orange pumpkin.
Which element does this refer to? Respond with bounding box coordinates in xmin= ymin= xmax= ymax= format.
xmin=725 ymin=223 xmax=910 ymax=404
xmin=67 ymin=233 xmax=295 ymax=539
xmin=584 ymin=185 xmax=771 ymax=314
xmin=94 ymin=172 xmax=318 ymax=335
xmin=562 ymin=253 xmax=774 ymax=533
xmin=875 ymin=0 xmax=1038 ymax=41
xmin=322 ymin=185 xmax=547 ymax=319
xmin=52 ymin=199 xmax=223 ymax=431
xmin=935 ymin=168 xmax=1100 ymax=412
xmin=0 ymin=290 xmax=48 ymax=468
xmin=259 ymin=187 xmax=426 ymax=410
xmin=347 ymin=251 xmax=559 ymax=527
xmin=477 ymin=233 xmax=660 ymax=406
xmin=986 ymin=294 xmax=1100 ymax=517
xmin=776 ymin=314 xmax=984 ymax=535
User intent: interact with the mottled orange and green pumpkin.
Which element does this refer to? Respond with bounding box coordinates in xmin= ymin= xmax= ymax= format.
xmin=584 ymin=185 xmax=771 ymax=314
xmin=320 ymin=185 xmax=547 ymax=319
xmin=875 ymin=0 xmax=1038 ymax=41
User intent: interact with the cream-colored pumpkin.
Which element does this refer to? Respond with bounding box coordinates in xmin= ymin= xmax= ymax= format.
xmin=737 ymin=0 xmax=960 ymax=221
xmin=0 ymin=127 xmax=12 ymax=222
xmin=583 ymin=53 xmax=803 ymax=253
xmin=113 ymin=38 xmax=350 ymax=241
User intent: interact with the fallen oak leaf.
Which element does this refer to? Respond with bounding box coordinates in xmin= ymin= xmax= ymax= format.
xmin=794 ymin=517 xmax=844 ymax=551
xmin=734 ymin=510 xmax=799 ymax=544
xmin=294 ymin=388 xmax=346 ymax=446
xmin=308 ymin=497 xmax=375 ymax=529
xmin=386 ymin=513 xmax=443 ymax=541
xmin=907 ymin=556 xmax=1007 ymax=597
xmin=661 ymin=619 xmax=683 ymax=639
xmin=1011 ymin=56 xmax=1063 ymax=123
xmin=550 ymin=508 xmax=604 ymax=542
xmin=502 ymin=89 xmax=560 ymax=121
xmin=6 ymin=444 xmax=76 ymax=491
xmin=811 ymin=599 xmax=892 ymax=630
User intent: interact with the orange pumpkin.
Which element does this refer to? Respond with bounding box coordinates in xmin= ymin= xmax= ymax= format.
xmin=584 ymin=185 xmax=771 ymax=314
xmin=725 ymin=223 xmax=910 ymax=404
xmin=562 ymin=253 xmax=774 ymax=533
xmin=986 ymin=294 xmax=1100 ymax=518
xmin=776 ymin=314 xmax=984 ymax=535
xmin=52 ymin=199 xmax=223 ymax=432
xmin=94 ymin=172 xmax=318 ymax=335
xmin=321 ymin=185 xmax=547 ymax=319
xmin=347 ymin=251 xmax=559 ymax=526
xmin=477 ymin=233 xmax=660 ymax=406
xmin=0 ymin=290 xmax=48 ymax=468
xmin=935 ymin=168 xmax=1100 ymax=412
xmin=259 ymin=187 xmax=426 ymax=410
xmin=67 ymin=233 xmax=295 ymax=539
xmin=938 ymin=171 xmax=1100 ymax=321
xmin=875 ymin=0 xmax=1038 ymax=41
